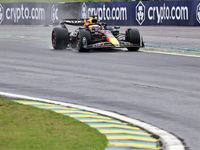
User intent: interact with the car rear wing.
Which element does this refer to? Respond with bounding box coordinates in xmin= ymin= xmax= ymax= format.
xmin=61 ymin=19 xmax=85 ymax=26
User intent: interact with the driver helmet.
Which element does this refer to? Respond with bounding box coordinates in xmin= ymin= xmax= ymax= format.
xmin=89 ymin=25 xmax=100 ymax=31
xmin=84 ymin=18 xmax=98 ymax=26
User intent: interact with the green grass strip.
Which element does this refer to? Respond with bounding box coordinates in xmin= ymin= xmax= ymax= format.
xmin=0 ymin=98 xmax=107 ymax=150
xmin=11 ymin=100 xmax=160 ymax=149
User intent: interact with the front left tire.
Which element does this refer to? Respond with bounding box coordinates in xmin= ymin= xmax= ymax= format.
xmin=51 ymin=28 xmax=69 ymax=50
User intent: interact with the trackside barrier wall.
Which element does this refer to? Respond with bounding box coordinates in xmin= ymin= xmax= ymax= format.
xmin=80 ymin=1 xmax=200 ymax=26
xmin=0 ymin=1 xmax=200 ymax=26
xmin=0 ymin=3 xmax=59 ymax=25
xmin=58 ymin=2 xmax=81 ymax=20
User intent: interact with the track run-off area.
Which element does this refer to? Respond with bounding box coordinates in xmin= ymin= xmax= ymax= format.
xmin=0 ymin=25 xmax=200 ymax=150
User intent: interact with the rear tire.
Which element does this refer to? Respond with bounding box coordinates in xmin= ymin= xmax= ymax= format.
xmin=76 ymin=29 xmax=91 ymax=52
xmin=51 ymin=28 xmax=69 ymax=50
xmin=126 ymin=28 xmax=140 ymax=51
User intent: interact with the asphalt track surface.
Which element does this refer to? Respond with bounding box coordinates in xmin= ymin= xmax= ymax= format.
xmin=0 ymin=25 xmax=200 ymax=150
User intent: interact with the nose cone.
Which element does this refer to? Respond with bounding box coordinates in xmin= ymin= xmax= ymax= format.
xmin=107 ymin=37 xmax=120 ymax=46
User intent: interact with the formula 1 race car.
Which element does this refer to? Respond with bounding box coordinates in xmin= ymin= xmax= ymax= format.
xmin=51 ymin=16 xmax=144 ymax=52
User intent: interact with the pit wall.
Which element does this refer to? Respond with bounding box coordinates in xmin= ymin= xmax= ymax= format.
xmin=0 ymin=1 xmax=200 ymax=26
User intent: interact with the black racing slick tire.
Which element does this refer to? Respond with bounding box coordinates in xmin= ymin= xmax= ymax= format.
xmin=76 ymin=29 xmax=91 ymax=52
xmin=51 ymin=28 xmax=69 ymax=50
xmin=126 ymin=28 xmax=140 ymax=51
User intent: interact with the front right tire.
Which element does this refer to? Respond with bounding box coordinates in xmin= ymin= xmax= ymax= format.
xmin=126 ymin=28 xmax=141 ymax=51
xmin=76 ymin=29 xmax=91 ymax=52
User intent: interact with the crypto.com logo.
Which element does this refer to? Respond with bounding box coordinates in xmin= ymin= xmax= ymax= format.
xmin=196 ymin=3 xmax=200 ymax=24
xmin=0 ymin=4 xmax=4 ymax=24
xmin=51 ymin=5 xmax=58 ymax=23
xmin=81 ymin=3 xmax=87 ymax=19
xmin=136 ymin=1 xmax=145 ymax=25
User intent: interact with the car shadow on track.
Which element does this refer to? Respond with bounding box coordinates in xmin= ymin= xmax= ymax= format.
xmin=76 ymin=48 xmax=141 ymax=53
xmin=50 ymin=48 xmax=141 ymax=53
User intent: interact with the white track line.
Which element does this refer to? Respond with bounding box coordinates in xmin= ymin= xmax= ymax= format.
xmin=0 ymin=91 xmax=185 ymax=150
xmin=141 ymin=49 xmax=200 ymax=58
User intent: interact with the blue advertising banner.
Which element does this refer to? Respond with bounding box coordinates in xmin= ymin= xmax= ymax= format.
xmin=194 ymin=1 xmax=200 ymax=25
xmin=0 ymin=3 xmax=59 ymax=25
xmin=80 ymin=1 xmax=200 ymax=26
xmin=80 ymin=2 xmax=132 ymax=26
xmin=0 ymin=1 xmax=200 ymax=26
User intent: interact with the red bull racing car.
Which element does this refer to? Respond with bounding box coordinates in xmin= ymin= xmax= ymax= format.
xmin=51 ymin=17 xmax=144 ymax=52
